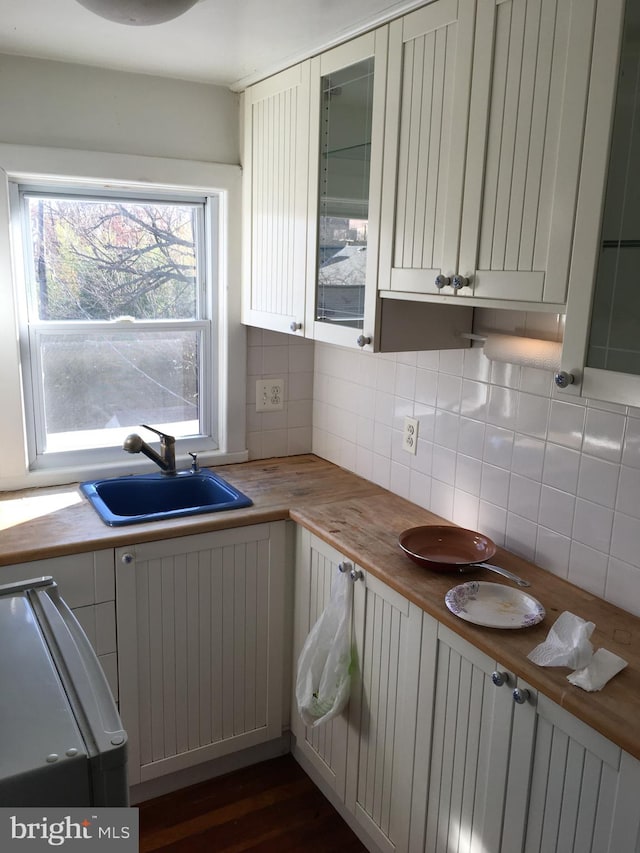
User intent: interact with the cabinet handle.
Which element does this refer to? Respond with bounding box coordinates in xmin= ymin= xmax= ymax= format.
xmin=492 ymin=670 xmax=510 ymax=687
xmin=513 ymin=687 xmax=530 ymax=705
xmin=338 ymin=561 xmax=363 ymax=582
xmin=435 ymin=274 xmax=450 ymax=290
xmin=121 ymin=553 xmax=134 ymax=565
xmin=554 ymin=371 xmax=575 ymax=389
xmin=451 ymin=275 xmax=470 ymax=290
xmin=356 ymin=335 xmax=371 ymax=348
xmin=290 ymin=321 xmax=302 ymax=332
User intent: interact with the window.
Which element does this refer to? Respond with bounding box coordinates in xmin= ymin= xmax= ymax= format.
xmin=16 ymin=189 xmax=214 ymax=467
xmin=0 ymin=147 xmax=245 ymax=488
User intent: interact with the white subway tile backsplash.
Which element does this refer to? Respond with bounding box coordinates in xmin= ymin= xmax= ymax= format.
xmin=568 ymin=541 xmax=608 ymax=597
xmin=547 ymin=400 xmax=586 ymax=450
xmin=538 ymin=485 xmax=575 ymax=537
xmin=582 ymin=407 xmax=626 ymax=462
xmin=251 ymin=331 xmax=640 ymax=618
xmin=616 ymin=465 xmax=640 ymax=518
xmin=611 ymin=512 xmax=640 ymax=568
xmin=516 ymin=392 xmax=549 ymax=438
xmin=458 ymin=418 xmax=486 ymax=460
xmin=542 ymin=443 xmax=581 ymax=494
xmin=577 ymin=455 xmax=620 ymax=509
xmin=415 ymin=368 xmax=439 ymax=406
xmin=573 ymin=498 xmax=614 ymax=555
xmin=483 ymin=424 xmax=515 ymax=469
xmin=511 ymin=434 xmax=545 ymax=481
xmin=436 ymin=373 xmax=462 ymax=413
xmin=478 ymin=501 xmax=507 ymax=546
xmin=535 ymin=526 xmax=571 ymax=578
xmin=509 ymin=474 xmax=541 ymax=522
xmin=481 ymin=463 xmax=510 ymax=508
xmin=605 ymin=557 xmax=640 ymax=618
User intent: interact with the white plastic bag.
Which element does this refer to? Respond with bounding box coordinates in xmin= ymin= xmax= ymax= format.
xmin=296 ymin=570 xmax=353 ymax=728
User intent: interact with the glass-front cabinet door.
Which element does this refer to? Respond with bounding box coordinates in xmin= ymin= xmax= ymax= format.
xmin=561 ymin=0 xmax=640 ymax=405
xmin=305 ymin=29 xmax=387 ymax=349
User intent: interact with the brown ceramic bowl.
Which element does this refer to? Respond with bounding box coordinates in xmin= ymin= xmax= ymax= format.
xmin=398 ymin=525 xmax=497 ymax=571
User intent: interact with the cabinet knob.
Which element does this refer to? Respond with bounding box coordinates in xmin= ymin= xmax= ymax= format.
xmin=492 ymin=670 xmax=510 ymax=687
xmin=513 ymin=687 xmax=530 ymax=705
xmin=435 ymin=274 xmax=450 ymax=290
xmin=338 ymin=561 xmax=353 ymax=574
xmin=554 ymin=371 xmax=575 ymax=389
xmin=356 ymin=335 xmax=372 ymax=348
xmin=290 ymin=321 xmax=302 ymax=332
xmin=451 ymin=275 xmax=469 ymax=290
xmin=121 ymin=553 xmax=134 ymax=565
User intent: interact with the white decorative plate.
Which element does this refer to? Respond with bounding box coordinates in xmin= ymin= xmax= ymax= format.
xmin=445 ymin=581 xmax=545 ymax=629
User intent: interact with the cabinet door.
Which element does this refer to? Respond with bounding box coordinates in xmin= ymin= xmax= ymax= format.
xmin=379 ymin=0 xmax=476 ymax=297
xmin=346 ymin=570 xmax=423 ymax=853
xmin=291 ymin=529 xmax=350 ymax=799
xmin=116 ymin=523 xmax=286 ymax=785
xmin=410 ymin=621 xmax=526 ymax=853
xmin=459 ymin=0 xmax=597 ymax=305
xmin=516 ymin=692 xmax=640 ymax=853
xmin=242 ymin=63 xmax=310 ymax=335
xmin=305 ymin=29 xmax=387 ymax=350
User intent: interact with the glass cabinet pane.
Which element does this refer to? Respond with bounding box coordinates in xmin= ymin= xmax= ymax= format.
xmin=586 ymin=2 xmax=640 ymax=375
xmin=315 ymin=57 xmax=374 ymax=330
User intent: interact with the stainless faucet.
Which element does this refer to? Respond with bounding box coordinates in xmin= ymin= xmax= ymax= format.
xmin=123 ymin=424 xmax=176 ymax=475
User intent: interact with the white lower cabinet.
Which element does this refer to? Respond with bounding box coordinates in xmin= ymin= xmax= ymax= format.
xmin=116 ymin=522 xmax=287 ymax=786
xmin=292 ymin=529 xmax=422 ymax=853
xmin=0 ymin=549 xmax=118 ymax=699
xmin=410 ymin=619 xmax=640 ymax=853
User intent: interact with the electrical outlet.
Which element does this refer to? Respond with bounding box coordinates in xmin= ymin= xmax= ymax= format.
xmin=402 ymin=416 xmax=419 ymax=454
xmin=256 ymin=379 xmax=284 ymax=412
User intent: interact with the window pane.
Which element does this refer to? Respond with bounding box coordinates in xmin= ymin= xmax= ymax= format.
xmin=38 ymin=331 xmax=200 ymax=452
xmin=25 ymin=196 xmax=199 ymax=321
xmin=316 ymin=57 xmax=374 ymax=330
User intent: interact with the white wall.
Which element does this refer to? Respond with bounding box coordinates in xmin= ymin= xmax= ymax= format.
xmin=0 ymin=54 xmax=239 ymax=163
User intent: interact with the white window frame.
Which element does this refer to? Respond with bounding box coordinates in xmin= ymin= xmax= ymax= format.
xmin=0 ymin=145 xmax=247 ymax=490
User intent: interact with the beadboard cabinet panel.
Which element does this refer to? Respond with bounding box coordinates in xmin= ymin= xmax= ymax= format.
xmin=242 ymin=64 xmax=310 ymax=334
xmin=116 ymin=523 xmax=286 ymax=785
xmin=380 ymin=0 xmax=597 ymax=308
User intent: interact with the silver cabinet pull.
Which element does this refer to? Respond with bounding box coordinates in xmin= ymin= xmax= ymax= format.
xmin=435 ymin=274 xmax=450 ymax=290
xmin=554 ymin=371 xmax=575 ymax=389
xmin=121 ymin=553 xmax=134 ymax=565
xmin=338 ymin=561 xmax=363 ymax=582
xmin=290 ymin=321 xmax=302 ymax=332
xmin=356 ymin=335 xmax=371 ymax=348
xmin=513 ymin=687 xmax=530 ymax=705
xmin=452 ymin=275 xmax=470 ymax=290
xmin=492 ymin=671 xmax=510 ymax=687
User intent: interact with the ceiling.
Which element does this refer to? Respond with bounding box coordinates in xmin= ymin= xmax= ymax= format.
xmin=0 ymin=0 xmax=424 ymax=91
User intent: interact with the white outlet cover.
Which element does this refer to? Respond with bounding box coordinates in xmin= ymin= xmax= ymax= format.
xmin=256 ymin=378 xmax=284 ymax=412
xmin=402 ymin=416 xmax=419 ymax=454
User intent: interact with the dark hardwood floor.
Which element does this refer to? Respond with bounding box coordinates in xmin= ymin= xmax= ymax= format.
xmin=138 ymin=754 xmax=368 ymax=852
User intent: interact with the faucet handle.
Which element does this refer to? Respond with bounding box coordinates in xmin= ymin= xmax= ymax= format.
xmin=140 ymin=424 xmax=175 ymax=444
xmin=188 ymin=452 xmax=199 ymax=472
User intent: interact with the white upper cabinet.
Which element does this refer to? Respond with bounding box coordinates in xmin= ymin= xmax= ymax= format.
xmin=242 ymin=63 xmax=311 ymax=335
xmin=242 ymin=29 xmax=473 ymax=351
xmin=560 ymin=0 xmax=640 ymax=406
xmin=379 ymin=0 xmax=598 ymax=309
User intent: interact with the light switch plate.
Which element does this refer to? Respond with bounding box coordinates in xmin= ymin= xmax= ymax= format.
xmin=256 ymin=379 xmax=284 ymax=412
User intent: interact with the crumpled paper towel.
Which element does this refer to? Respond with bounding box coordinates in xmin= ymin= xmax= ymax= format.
xmin=527 ymin=611 xmax=595 ymax=670
xmin=567 ymin=648 xmax=628 ymax=692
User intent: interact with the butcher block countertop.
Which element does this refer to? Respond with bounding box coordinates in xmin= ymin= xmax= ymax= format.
xmin=1 ymin=454 xmax=639 ymax=761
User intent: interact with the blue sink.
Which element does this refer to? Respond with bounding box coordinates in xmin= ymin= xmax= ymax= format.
xmin=80 ymin=469 xmax=253 ymax=526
